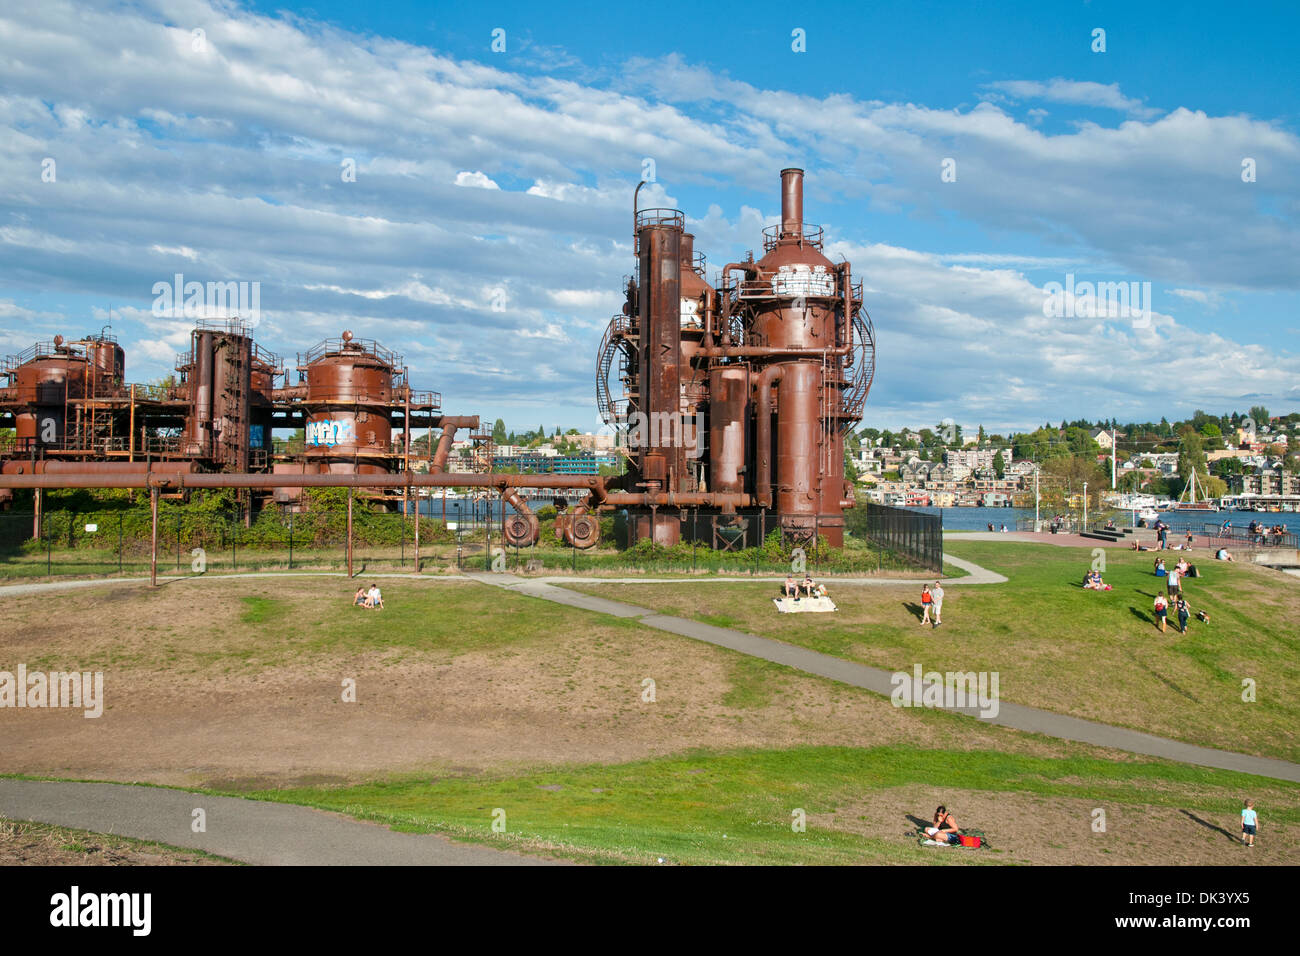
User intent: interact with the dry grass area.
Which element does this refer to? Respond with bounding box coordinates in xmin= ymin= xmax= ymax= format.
xmin=0 ymin=576 xmax=1101 ymax=789
xmin=0 ymin=817 xmax=233 ymax=865
xmin=816 ymin=784 xmax=1298 ymax=866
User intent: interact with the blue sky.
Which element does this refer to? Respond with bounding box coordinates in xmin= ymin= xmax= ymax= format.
xmin=1 ymin=0 xmax=1296 ymax=436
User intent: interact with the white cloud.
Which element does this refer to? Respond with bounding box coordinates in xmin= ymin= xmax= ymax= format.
xmin=983 ymin=79 xmax=1161 ymax=119
xmin=454 ymin=170 xmax=500 ymax=190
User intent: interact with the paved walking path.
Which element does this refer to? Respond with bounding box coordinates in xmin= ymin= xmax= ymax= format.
xmin=464 ymin=570 xmax=1300 ymax=784
xmin=0 ymin=778 xmax=556 ymax=866
xmin=0 ymin=552 xmax=1002 ymax=600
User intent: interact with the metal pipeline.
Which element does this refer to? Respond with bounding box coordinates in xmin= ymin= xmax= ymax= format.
xmin=719 ymin=262 xmax=754 ymax=348
xmin=603 ymin=491 xmax=751 ymax=509
xmin=0 ymin=472 xmax=608 ymax=492
xmin=753 ymin=363 xmax=784 ymax=508
xmin=700 ymin=344 xmax=851 ymax=358
xmin=429 ymin=416 xmax=478 ymax=473
xmin=501 ymin=487 xmax=540 ymax=547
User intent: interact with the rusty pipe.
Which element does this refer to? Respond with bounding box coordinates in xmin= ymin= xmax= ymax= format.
xmin=501 ymin=487 xmax=540 ymax=547
xmin=719 ymin=262 xmax=754 ymax=348
xmin=603 ymin=492 xmax=751 ymax=508
xmin=0 ymin=472 xmax=609 ymax=492
xmin=780 ymin=168 xmax=804 ymax=240
xmin=271 ymin=385 xmax=309 ymax=401
xmin=754 ymin=363 xmax=784 ymax=508
xmin=429 ymin=416 xmax=479 ymax=473
xmin=699 ymin=344 xmax=851 ymax=358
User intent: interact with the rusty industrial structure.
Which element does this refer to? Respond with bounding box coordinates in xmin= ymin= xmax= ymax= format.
xmin=2 ymin=167 xmax=874 ymax=563
xmin=597 ymin=168 xmax=875 ymax=546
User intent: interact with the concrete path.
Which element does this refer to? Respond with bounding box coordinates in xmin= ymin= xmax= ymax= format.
xmin=0 ymin=550 xmax=1002 ymax=600
xmin=0 ymin=778 xmax=555 ymax=866
xmin=465 ymin=572 xmax=1300 ymax=784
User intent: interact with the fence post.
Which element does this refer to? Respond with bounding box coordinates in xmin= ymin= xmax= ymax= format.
xmin=150 ymin=486 xmax=159 ymax=587
xmin=176 ymin=515 xmax=181 ymax=571
xmin=288 ymin=508 xmax=294 ymax=570
xmin=414 ymin=504 xmax=421 ymax=574
xmin=232 ymin=511 xmax=237 ymax=571
xmin=46 ymin=516 xmax=52 ymax=576
xmin=118 ymin=512 xmax=123 ymax=575
xmin=347 ymin=488 xmax=354 ymax=579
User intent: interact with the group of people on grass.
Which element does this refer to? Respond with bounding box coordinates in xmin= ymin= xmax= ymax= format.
xmin=1152 ymin=555 xmax=1206 ymax=634
xmin=352 ymin=583 xmax=384 ymax=610
xmin=782 ymin=575 xmax=828 ymax=601
xmin=919 ymin=582 xmax=944 ymax=627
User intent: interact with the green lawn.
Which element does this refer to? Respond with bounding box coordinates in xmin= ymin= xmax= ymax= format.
xmin=566 ymin=540 xmax=1300 ymax=764
xmin=241 ymin=745 xmax=1299 ymax=865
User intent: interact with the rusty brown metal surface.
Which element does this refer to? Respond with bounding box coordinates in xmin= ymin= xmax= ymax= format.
xmin=593 ymin=167 xmax=875 ymax=547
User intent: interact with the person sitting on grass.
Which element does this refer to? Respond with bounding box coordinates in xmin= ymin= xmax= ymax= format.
xmin=924 ymin=806 xmax=961 ymax=845
xmin=1216 ymin=548 xmax=1234 ymax=562
xmin=365 ymin=583 xmax=383 ymax=610
xmin=801 ymin=575 xmax=817 ymax=598
xmin=1083 ymin=569 xmax=1103 ymax=589
xmin=1154 ymin=557 xmax=1166 ymax=576
xmin=353 ymin=586 xmax=368 ymax=607
xmin=783 ymin=575 xmax=798 ymax=599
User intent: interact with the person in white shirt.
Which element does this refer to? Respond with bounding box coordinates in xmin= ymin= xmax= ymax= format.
xmin=931 ymin=582 xmax=944 ymax=627
xmin=365 ymin=584 xmax=383 ymax=609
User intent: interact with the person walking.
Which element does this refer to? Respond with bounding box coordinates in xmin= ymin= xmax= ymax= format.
xmin=1153 ymin=593 xmax=1168 ymax=633
xmin=931 ymin=582 xmax=944 ymax=628
xmin=1241 ymin=800 xmax=1258 ymax=847
xmin=1176 ymin=596 xmax=1191 ymax=634
xmin=919 ymin=584 xmax=934 ymax=627
xmin=1166 ymin=564 xmax=1181 ymax=600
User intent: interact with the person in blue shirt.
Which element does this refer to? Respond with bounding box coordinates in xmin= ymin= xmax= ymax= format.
xmin=1241 ymin=800 xmax=1258 ymax=847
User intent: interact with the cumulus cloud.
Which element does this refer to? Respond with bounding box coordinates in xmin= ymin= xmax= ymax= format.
xmin=983 ymin=78 xmax=1161 ymax=118
xmin=0 ymin=0 xmax=1294 ymax=430
xmin=454 ymin=170 xmax=500 ymax=190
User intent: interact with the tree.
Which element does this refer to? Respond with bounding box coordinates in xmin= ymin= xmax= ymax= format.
xmin=492 ymin=418 xmax=507 ymax=444
xmin=992 ymin=453 xmax=1005 ymax=479
xmin=1249 ymin=405 xmax=1270 ymax=426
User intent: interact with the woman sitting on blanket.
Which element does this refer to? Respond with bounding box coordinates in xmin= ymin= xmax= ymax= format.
xmin=925 ymin=806 xmax=961 ymax=844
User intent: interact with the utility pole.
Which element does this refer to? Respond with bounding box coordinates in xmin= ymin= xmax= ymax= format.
xmin=1111 ymin=428 xmax=1117 ymax=489
xmin=1083 ymin=481 xmax=1089 ymax=529
xmin=1033 ymin=454 xmax=1040 ymax=531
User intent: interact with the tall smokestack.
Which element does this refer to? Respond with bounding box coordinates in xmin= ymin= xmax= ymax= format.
xmin=780 ymin=168 xmax=804 ymax=240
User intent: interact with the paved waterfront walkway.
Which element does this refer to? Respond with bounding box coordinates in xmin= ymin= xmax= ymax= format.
xmin=0 ymin=778 xmax=555 ymax=866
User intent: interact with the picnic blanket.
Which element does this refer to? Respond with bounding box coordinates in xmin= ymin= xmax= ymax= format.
xmin=773 ymin=596 xmax=837 ymax=613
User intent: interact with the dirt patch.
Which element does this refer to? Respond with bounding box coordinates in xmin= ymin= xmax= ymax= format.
xmin=812 ymin=785 xmax=1299 ymax=865
xmin=0 ymin=818 xmax=233 ymax=866
xmin=0 ymin=578 xmax=1074 ymax=788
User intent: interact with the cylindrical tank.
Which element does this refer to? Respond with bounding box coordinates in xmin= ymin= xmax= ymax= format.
xmin=301 ymin=331 xmax=395 ymax=466
xmin=707 ymin=366 xmax=747 ymax=495
xmin=635 ymin=213 xmax=683 ymax=545
xmin=85 ymin=339 xmax=124 ymax=390
xmin=750 ymin=168 xmax=843 ymax=542
xmin=11 ymin=338 xmax=87 ymax=449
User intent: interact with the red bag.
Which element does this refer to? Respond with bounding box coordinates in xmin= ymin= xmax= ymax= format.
xmin=959 ymin=835 xmax=981 ymax=848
